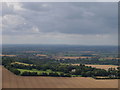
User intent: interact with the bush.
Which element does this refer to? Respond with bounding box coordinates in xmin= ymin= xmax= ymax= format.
xmin=60 ymin=73 xmax=65 ymax=77
xmin=21 ymin=71 xmax=38 ymax=76
xmin=49 ymin=72 xmax=59 ymax=77
xmin=40 ymin=72 xmax=48 ymax=76
xmin=64 ymin=73 xmax=71 ymax=77
xmin=12 ymin=69 xmax=21 ymax=75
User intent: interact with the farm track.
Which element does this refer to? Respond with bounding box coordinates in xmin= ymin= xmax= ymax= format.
xmin=2 ymin=66 xmax=118 ymax=88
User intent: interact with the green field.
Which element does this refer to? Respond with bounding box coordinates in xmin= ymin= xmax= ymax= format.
xmin=12 ymin=62 xmax=33 ymax=66
xmin=17 ymin=69 xmax=62 ymax=75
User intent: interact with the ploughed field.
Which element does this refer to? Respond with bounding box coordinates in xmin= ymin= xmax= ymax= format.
xmin=2 ymin=66 xmax=118 ymax=88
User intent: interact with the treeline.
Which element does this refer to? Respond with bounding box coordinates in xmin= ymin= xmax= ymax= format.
xmin=58 ymin=58 xmax=118 ymax=65
xmin=2 ymin=56 xmax=120 ymax=78
xmin=8 ymin=63 xmax=120 ymax=78
xmin=9 ymin=62 xmax=111 ymax=77
xmin=21 ymin=72 xmax=71 ymax=77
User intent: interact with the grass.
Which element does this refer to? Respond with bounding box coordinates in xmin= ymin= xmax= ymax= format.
xmin=17 ymin=69 xmax=62 ymax=74
xmin=11 ymin=62 xmax=33 ymax=66
xmin=17 ymin=69 xmax=81 ymax=77
xmin=71 ymin=75 xmax=82 ymax=77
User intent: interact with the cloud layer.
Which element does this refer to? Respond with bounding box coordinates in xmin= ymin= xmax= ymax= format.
xmin=2 ymin=2 xmax=118 ymax=45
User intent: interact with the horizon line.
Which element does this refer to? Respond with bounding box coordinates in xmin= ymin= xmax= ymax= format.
xmin=2 ymin=44 xmax=118 ymax=46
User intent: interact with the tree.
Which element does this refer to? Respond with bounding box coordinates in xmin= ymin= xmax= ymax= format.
xmin=85 ymin=71 xmax=92 ymax=77
xmin=64 ymin=73 xmax=71 ymax=77
xmin=12 ymin=69 xmax=21 ymax=75
xmin=60 ymin=72 xmax=65 ymax=77
xmin=21 ymin=71 xmax=38 ymax=76
xmin=40 ymin=72 xmax=48 ymax=76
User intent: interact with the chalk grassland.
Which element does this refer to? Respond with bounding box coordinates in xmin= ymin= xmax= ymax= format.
xmin=2 ymin=66 xmax=118 ymax=88
xmin=72 ymin=64 xmax=118 ymax=70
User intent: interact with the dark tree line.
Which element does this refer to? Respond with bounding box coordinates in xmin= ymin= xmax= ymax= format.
xmin=58 ymin=58 xmax=118 ymax=65
xmin=2 ymin=56 xmax=120 ymax=78
xmin=21 ymin=72 xmax=71 ymax=77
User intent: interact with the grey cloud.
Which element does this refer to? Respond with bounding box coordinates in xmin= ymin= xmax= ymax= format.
xmin=18 ymin=2 xmax=117 ymax=35
xmin=2 ymin=3 xmax=16 ymax=16
xmin=2 ymin=2 xmax=118 ymax=45
xmin=21 ymin=2 xmax=51 ymax=12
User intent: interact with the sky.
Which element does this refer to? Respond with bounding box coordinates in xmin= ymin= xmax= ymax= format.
xmin=1 ymin=2 xmax=118 ymax=45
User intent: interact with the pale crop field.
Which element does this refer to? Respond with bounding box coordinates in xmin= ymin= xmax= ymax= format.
xmin=72 ymin=64 xmax=118 ymax=70
xmin=85 ymin=64 xmax=118 ymax=70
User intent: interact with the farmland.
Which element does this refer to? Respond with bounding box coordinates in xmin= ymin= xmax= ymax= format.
xmin=2 ymin=45 xmax=119 ymax=88
xmin=72 ymin=64 xmax=118 ymax=70
xmin=85 ymin=64 xmax=118 ymax=70
xmin=3 ymin=56 xmax=119 ymax=78
xmin=0 ymin=55 xmax=16 ymax=57
xmin=11 ymin=62 xmax=33 ymax=66
xmin=56 ymin=56 xmax=92 ymax=60
xmin=2 ymin=66 xmax=118 ymax=88
xmin=17 ymin=69 xmax=62 ymax=75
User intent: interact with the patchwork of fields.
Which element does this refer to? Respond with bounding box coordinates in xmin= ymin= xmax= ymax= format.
xmin=72 ymin=64 xmax=118 ymax=70
xmin=2 ymin=66 xmax=118 ymax=88
xmin=85 ymin=65 xmax=118 ymax=70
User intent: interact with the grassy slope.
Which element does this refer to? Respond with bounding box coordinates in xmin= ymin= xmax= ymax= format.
xmin=17 ymin=69 xmax=62 ymax=74
xmin=12 ymin=62 xmax=33 ymax=66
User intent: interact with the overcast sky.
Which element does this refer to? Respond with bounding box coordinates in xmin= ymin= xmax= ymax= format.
xmin=2 ymin=2 xmax=118 ymax=45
